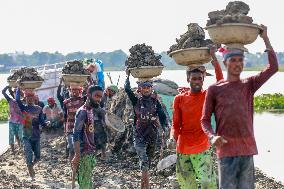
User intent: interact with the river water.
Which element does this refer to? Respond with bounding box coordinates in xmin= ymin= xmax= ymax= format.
xmin=0 ymin=70 xmax=284 ymax=182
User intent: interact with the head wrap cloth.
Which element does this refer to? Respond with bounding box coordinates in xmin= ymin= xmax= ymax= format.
xmin=47 ymin=97 xmax=55 ymax=104
xmin=219 ymin=47 xmax=244 ymax=61
xmin=137 ymin=81 xmax=153 ymax=88
xmin=107 ymin=84 xmax=119 ymax=93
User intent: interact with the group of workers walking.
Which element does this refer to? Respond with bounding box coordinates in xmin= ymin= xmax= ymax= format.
xmin=2 ymin=25 xmax=279 ymax=189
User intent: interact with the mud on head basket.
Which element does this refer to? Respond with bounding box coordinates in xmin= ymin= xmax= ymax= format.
xmin=205 ymin=23 xmax=261 ymax=51
xmin=169 ymin=47 xmax=212 ymax=66
xmin=129 ymin=66 xmax=164 ymax=81
xmin=62 ymin=74 xmax=90 ymax=87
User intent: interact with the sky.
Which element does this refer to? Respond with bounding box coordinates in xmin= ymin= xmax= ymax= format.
xmin=0 ymin=0 xmax=283 ymax=54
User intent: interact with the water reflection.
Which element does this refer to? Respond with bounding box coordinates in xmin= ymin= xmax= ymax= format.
xmin=254 ymin=112 xmax=284 ymax=182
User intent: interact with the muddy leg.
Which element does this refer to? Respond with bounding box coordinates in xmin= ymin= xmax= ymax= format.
xmin=27 ymin=165 xmax=35 ymax=179
xmin=10 ymin=144 xmax=15 ymax=155
xmin=15 ymin=135 xmax=21 ymax=149
xmin=142 ymin=170 xmax=150 ymax=189
xmin=101 ymin=147 xmax=106 ymax=160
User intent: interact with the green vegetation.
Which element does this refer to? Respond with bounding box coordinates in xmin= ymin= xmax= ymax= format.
xmin=254 ymin=93 xmax=284 ymax=112
xmin=0 ymin=99 xmax=9 ymax=121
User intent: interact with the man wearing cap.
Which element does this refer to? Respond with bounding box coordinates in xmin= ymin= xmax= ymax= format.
xmin=170 ymin=46 xmax=223 ymax=189
xmin=201 ymin=25 xmax=278 ymax=188
xmin=72 ymin=85 xmax=104 ymax=189
xmin=2 ymin=86 xmax=23 ymax=154
xmin=63 ymin=84 xmax=85 ymax=163
xmin=125 ymin=71 xmax=169 ymax=189
xmin=43 ymin=97 xmax=64 ymax=131
xmin=15 ymin=88 xmax=46 ymax=180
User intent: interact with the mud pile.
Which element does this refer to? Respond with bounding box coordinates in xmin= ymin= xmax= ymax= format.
xmin=0 ymin=130 xmax=283 ymax=189
xmin=7 ymin=67 xmax=44 ymax=82
xmin=206 ymin=1 xmax=253 ymax=26
xmin=62 ymin=60 xmax=89 ymax=75
xmin=125 ymin=43 xmax=163 ymax=69
xmin=168 ymin=23 xmax=213 ymax=54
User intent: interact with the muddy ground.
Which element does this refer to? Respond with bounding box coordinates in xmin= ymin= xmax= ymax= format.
xmin=0 ymin=131 xmax=283 ymax=189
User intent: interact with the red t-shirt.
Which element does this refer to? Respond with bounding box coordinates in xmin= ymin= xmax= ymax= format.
xmin=201 ymin=50 xmax=278 ymax=158
xmin=171 ymin=60 xmax=223 ymax=154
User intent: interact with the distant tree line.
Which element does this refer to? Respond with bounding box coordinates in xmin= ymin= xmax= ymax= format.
xmin=0 ymin=50 xmax=283 ymax=72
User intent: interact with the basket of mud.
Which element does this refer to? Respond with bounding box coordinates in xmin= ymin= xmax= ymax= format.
xmin=129 ymin=66 xmax=164 ymax=80
xmin=20 ymin=81 xmax=43 ymax=89
xmin=7 ymin=80 xmax=17 ymax=88
xmin=169 ymin=47 xmax=212 ymax=66
xmin=105 ymin=112 xmax=125 ymax=132
xmin=62 ymin=74 xmax=90 ymax=86
xmin=205 ymin=23 xmax=261 ymax=50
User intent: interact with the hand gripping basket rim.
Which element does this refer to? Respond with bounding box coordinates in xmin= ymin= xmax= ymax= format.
xmin=169 ymin=47 xmax=212 ymax=66
xmin=128 ymin=66 xmax=164 ymax=79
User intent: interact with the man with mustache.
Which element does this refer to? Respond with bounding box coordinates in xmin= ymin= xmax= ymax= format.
xmin=201 ymin=25 xmax=279 ymax=189
xmin=72 ymin=85 xmax=104 ymax=189
xmin=170 ymin=46 xmax=223 ymax=189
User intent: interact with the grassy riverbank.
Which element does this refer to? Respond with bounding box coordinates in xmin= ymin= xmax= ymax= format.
xmin=254 ymin=93 xmax=284 ymax=113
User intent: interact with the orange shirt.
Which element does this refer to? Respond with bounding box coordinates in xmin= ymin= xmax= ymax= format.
xmin=171 ymin=91 xmax=210 ymax=154
xmin=171 ymin=60 xmax=223 ymax=154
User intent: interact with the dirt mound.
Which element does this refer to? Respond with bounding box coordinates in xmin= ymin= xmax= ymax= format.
xmin=168 ymin=23 xmax=213 ymax=54
xmin=62 ymin=60 xmax=89 ymax=75
xmin=207 ymin=1 xmax=253 ymax=26
xmin=125 ymin=43 xmax=163 ymax=69
xmin=7 ymin=67 xmax=44 ymax=82
xmin=0 ymin=127 xmax=283 ymax=188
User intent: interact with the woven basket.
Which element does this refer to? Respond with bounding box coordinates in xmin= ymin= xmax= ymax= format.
xmin=7 ymin=80 xmax=17 ymax=88
xmin=20 ymin=81 xmax=43 ymax=89
xmin=169 ymin=47 xmax=212 ymax=66
xmin=129 ymin=66 xmax=164 ymax=80
xmin=62 ymin=74 xmax=90 ymax=86
xmin=205 ymin=23 xmax=261 ymax=51
xmin=105 ymin=112 xmax=125 ymax=132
